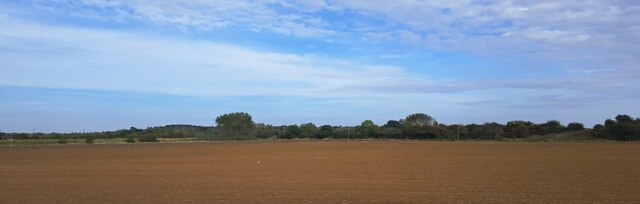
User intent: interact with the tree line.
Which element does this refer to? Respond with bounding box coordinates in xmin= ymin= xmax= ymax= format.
xmin=1 ymin=113 xmax=639 ymax=142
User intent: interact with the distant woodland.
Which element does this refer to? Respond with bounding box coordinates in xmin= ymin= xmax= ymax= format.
xmin=1 ymin=113 xmax=639 ymax=143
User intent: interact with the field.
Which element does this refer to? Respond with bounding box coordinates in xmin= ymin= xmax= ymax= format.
xmin=1 ymin=141 xmax=639 ymax=203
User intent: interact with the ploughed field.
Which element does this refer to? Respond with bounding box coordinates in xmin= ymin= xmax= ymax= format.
xmin=1 ymin=141 xmax=639 ymax=203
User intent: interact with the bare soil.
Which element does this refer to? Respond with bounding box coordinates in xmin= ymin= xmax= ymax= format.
xmin=1 ymin=141 xmax=639 ymax=203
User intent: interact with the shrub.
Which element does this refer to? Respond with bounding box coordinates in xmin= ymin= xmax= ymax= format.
xmin=137 ymin=134 xmax=158 ymax=142
xmin=85 ymin=136 xmax=94 ymax=144
xmin=57 ymin=138 xmax=67 ymax=144
xmin=125 ymin=136 xmax=135 ymax=143
xmin=567 ymin=122 xmax=585 ymax=131
xmin=14 ymin=133 xmax=30 ymax=140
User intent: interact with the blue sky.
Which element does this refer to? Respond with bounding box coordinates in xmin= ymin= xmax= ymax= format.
xmin=1 ymin=0 xmax=638 ymax=133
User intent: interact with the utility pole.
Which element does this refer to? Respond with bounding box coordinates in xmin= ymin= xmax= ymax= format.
xmin=347 ymin=126 xmax=350 ymax=141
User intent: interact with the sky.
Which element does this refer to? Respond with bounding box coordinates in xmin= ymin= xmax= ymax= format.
xmin=1 ymin=0 xmax=638 ymax=133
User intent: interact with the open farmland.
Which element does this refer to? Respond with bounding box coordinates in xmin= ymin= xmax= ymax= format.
xmin=1 ymin=141 xmax=639 ymax=203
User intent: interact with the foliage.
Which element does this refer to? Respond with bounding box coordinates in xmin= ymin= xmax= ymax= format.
xmin=125 ymin=136 xmax=135 ymax=143
xmin=379 ymin=126 xmax=403 ymax=139
xmin=14 ymin=133 xmax=30 ymax=140
xmin=255 ymin=123 xmax=276 ymax=139
xmin=382 ymin=120 xmax=403 ymax=129
xmin=4 ymin=113 xmax=639 ymax=144
xmin=317 ymin=125 xmax=333 ymax=139
xmin=401 ymin=113 xmax=440 ymax=139
xmin=137 ymin=134 xmax=158 ymax=142
xmin=283 ymin=125 xmax=300 ymax=139
xmin=215 ymin=112 xmax=255 ymax=139
xmin=299 ymin=123 xmax=319 ymax=138
xmin=356 ymin=120 xmax=378 ymax=138
xmin=504 ymin=121 xmax=533 ymax=138
xmin=540 ymin=120 xmax=565 ymax=134
xmin=403 ymin=113 xmax=437 ymax=127
xmin=600 ymin=115 xmax=640 ymax=141
xmin=467 ymin=123 xmax=504 ymax=140
xmin=567 ymin=122 xmax=585 ymax=131
xmin=85 ymin=135 xmax=94 ymax=144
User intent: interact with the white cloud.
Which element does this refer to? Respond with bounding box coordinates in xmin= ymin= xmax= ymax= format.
xmin=18 ymin=1 xmax=638 ymax=72
xmin=1 ymin=12 xmax=638 ymax=99
xmin=27 ymin=0 xmax=336 ymax=37
xmin=1 ymin=1 xmax=638 ymax=107
xmin=0 ymin=15 xmax=423 ymax=97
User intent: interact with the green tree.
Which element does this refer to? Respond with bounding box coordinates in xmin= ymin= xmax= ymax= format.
xmin=379 ymin=126 xmax=403 ymax=139
xmin=382 ymin=120 xmax=403 ymax=128
xmin=125 ymin=136 xmax=135 ymax=143
xmin=215 ymin=112 xmax=255 ymax=139
xmin=505 ymin=121 xmax=533 ymax=138
xmin=283 ymin=124 xmax=301 ymax=139
xmin=403 ymin=113 xmax=437 ymax=127
xmin=566 ymin=122 xmax=585 ymax=131
xmin=85 ymin=135 xmax=94 ymax=144
xmin=592 ymin=124 xmax=606 ymax=138
xmin=468 ymin=123 xmax=504 ymax=140
xmin=14 ymin=133 xmax=29 ymax=140
xmin=444 ymin=124 xmax=468 ymax=140
xmin=402 ymin=113 xmax=438 ymax=139
xmin=356 ymin=120 xmax=378 ymax=138
xmin=605 ymin=115 xmax=640 ymax=141
xmin=540 ymin=120 xmax=565 ymax=134
xmin=318 ymin=125 xmax=333 ymax=139
xmin=299 ymin=123 xmax=319 ymax=138
xmin=331 ymin=127 xmax=350 ymax=139
xmin=137 ymin=134 xmax=158 ymax=142
xmin=255 ymin=123 xmax=276 ymax=139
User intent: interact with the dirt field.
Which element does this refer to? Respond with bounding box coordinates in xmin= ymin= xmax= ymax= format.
xmin=1 ymin=141 xmax=639 ymax=203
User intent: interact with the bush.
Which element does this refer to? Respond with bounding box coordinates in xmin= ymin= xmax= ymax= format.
xmin=57 ymin=138 xmax=67 ymax=144
xmin=14 ymin=133 xmax=30 ymax=140
xmin=595 ymin=115 xmax=640 ymax=141
xmin=137 ymin=134 xmax=158 ymax=142
xmin=125 ymin=136 xmax=135 ymax=143
xmin=567 ymin=122 xmax=585 ymax=131
xmin=85 ymin=136 xmax=94 ymax=144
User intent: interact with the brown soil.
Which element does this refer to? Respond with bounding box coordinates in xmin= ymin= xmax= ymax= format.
xmin=1 ymin=141 xmax=639 ymax=203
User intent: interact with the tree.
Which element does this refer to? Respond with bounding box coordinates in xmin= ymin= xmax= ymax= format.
xmin=379 ymin=126 xmax=403 ymax=139
xmin=540 ymin=120 xmax=565 ymax=134
xmin=215 ymin=112 xmax=255 ymax=139
xmin=505 ymin=121 xmax=533 ymax=138
xmin=605 ymin=115 xmax=640 ymax=141
xmin=255 ymin=123 xmax=276 ymax=139
xmin=402 ymin=113 xmax=438 ymax=139
xmin=468 ymin=123 xmax=504 ymax=140
xmin=299 ymin=123 xmax=319 ymax=138
xmin=318 ymin=125 xmax=333 ymax=139
xmin=592 ymin=124 xmax=605 ymax=138
xmin=85 ymin=135 xmax=94 ymax=144
xmin=566 ymin=122 xmax=585 ymax=131
xmin=14 ymin=133 xmax=29 ymax=140
xmin=137 ymin=134 xmax=158 ymax=142
xmin=403 ymin=113 xmax=437 ymax=127
xmin=283 ymin=124 xmax=300 ymax=139
xmin=382 ymin=120 xmax=403 ymax=128
xmin=331 ymin=127 xmax=350 ymax=139
xmin=481 ymin=122 xmax=504 ymax=140
xmin=445 ymin=124 xmax=468 ymax=140
xmin=356 ymin=120 xmax=378 ymax=138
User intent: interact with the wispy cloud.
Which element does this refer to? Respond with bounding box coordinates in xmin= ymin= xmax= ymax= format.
xmin=0 ymin=1 xmax=638 ymax=132
xmin=1 ymin=12 xmax=638 ymax=98
xmin=14 ymin=0 xmax=638 ymax=83
xmin=0 ymin=14 xmax=422 ymax=97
